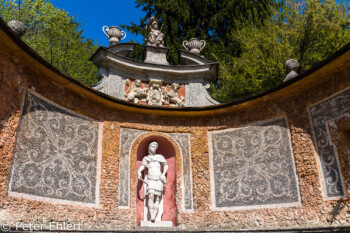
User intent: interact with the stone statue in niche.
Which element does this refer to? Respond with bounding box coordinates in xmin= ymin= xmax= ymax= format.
xmin=166 ymin=83 xmax=184 ymax=107
xmin=125 ymin=79 xmax=148 ymax=103
xmin=138 ymin=141 xmax=168 ymax=224
xmin=147 ymin=81 xmax=166 ymax=106
xmin=146 ymin=16 xmax=164 ymax=47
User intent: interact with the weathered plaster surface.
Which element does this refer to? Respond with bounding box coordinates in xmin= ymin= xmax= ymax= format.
xmin=186 ymin=82 xmax=219 ymax=107
xmin=107 ymin=69 xmax=125 ymax=100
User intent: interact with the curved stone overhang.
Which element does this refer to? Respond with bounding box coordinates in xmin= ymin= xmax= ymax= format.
xmin=1 ymin=17 xmax=350 ymax=118
xmin=105 ymin=43 xmax=136 ymax=57
xmin=178 ymin=49 xmax=214 ymax=65
xmin=90 ymin=46 xmax=219 ymax=81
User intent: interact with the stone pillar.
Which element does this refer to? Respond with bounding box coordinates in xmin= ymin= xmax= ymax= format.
xmin=143 ymin=46 xmax=169 ymax=65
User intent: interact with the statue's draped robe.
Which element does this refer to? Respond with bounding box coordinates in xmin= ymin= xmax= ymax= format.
xmin=147 ymin=29 xmax=164 ymax=47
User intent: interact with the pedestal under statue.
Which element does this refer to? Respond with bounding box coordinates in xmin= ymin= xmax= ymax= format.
xmin=138 ymin=141 xmax=172 ymax=227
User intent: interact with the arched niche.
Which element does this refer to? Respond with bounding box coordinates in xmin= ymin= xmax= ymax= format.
xmin=131 ymin=133 xmax=181 ymax=227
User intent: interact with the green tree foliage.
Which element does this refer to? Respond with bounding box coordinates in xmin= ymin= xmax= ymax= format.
xmin=122 ymin=0 xmax=277 ymax=64
xmin=124 ymin=0 xmax=350 ymax=102
xmin=212 ymin=0 xmax=350 ymax=101
xmin=0 ymin=0 xmax=98 ymax=86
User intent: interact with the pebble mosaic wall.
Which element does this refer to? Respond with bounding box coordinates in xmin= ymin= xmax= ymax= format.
xmin=9 ymin=91 xmax=100 ymax=204
xmin=209 ymin=118 xmax=300 ymax=209
xmin=118 ymin=128 xmax=146 ymax=207
xmin=169 ymin=133 xmax=193 ymax=210
xmin=308 ymin=88 xmax=350 ymax=198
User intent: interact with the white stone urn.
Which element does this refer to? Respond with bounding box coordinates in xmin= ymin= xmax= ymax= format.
xmin=182 ymin=38 xmax=206 ymax=55
xmin=7 ymin=20 xmax=26 ymax=37
xmin=102 ymin=26 xmax=126 ymax=45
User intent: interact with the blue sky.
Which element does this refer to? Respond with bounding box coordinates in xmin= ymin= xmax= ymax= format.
xmin=50 ymin=0 xmax=145 ymax=46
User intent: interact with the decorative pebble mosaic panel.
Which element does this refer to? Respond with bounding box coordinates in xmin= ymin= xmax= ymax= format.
xmin=118 ymin=128 xmax=145 ymax=207
xmin=169 ymin=133 xmax=193 ymax=210
xmin=9 ymin=91 xmax=100 ymax=204
xmin=209 ymin=118 xmax=300 ymax=209
xmin=309 ymin=88 xmax=350 ymax=198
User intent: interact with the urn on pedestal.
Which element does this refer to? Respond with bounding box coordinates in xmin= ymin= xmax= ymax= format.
xmin=7 ymin=20 xmax=26 ymax=37
xmin=183 ymin=38 xmax=206 ymax=55
xmin=102 ymin=26 xmax=126 ymax=45
xmin=284 ymin=59 xmax=299 ymax=82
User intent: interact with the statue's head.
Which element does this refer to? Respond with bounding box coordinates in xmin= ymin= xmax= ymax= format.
xmin=148 ymin=141 xmax=158 ymax=154
xmin=152 ymin=21 xmax=158 ymax=30
xmin=147 ymin=16 xmax=159 ymax=32
xmin=171 ymin=83 xmax=180 ymax=91
xmin=150 ymin=82 xmax=160 ymax=89
xmin=134 ymin=79 xmax=142 ymax=87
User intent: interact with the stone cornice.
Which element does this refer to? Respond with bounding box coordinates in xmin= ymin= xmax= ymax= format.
xmin=90 ymin=46 xmax=218 ymax=81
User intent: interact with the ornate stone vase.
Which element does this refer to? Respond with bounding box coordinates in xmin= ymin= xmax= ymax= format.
xmin=7 ymin=20 xmax=26 ymax=37
xmin=102 ymin=26 xmax=126 ymax=45
xmin=182 ymin=38 xmax=206 ymax=55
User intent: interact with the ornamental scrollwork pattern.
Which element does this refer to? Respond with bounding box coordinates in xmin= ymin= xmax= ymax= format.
xmin=9 ymin=92 xmax=99 ymax=203
xmin=169 ymin=133 xmax=192 ymax=210
xmin=309 ymin=88 xmax=350 ymax=198
xmin=119 ymin=128 xmax=146 ymax=207
xmin=210 ymin=118 xmax=299 ymax=208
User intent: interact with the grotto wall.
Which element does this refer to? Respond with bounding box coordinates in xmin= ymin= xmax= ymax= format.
xmin=1 ymin=18 xmax=350 ymax=231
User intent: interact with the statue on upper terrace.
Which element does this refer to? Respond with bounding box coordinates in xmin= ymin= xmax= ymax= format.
xmin=146 ymin=16 xmax=164 ymax=47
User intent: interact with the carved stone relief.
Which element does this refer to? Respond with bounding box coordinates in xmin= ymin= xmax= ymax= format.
xmin=118 ymin=128 xmax=193 ymax=210
xmin=125 ymin=79 xmax=148 ymax=104
xmin=147 ymin=81 xmax=165 ymax=106
xmin=9 ymin=91 xmax=100 ymax=204
xmin=308 ymin=88 xmax=350 ymax=198
xmin=167 ymin=83 xmax=185 ymax=107
xmin=209 ymin=118 xmax=300 ymax=209
xmin=124 ymin=79 xmax=185 ymax=107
